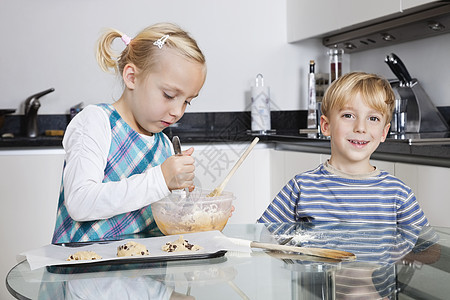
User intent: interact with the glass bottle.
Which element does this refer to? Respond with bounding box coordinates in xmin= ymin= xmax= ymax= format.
xmin=307 ymin=60 xmax=316 ymax=129
xmin=328 ymin=48 xmax=344 ymax=83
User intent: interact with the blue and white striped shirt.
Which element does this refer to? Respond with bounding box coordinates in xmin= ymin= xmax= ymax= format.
xmin=258 ymin=162 xmax=429 ymax=226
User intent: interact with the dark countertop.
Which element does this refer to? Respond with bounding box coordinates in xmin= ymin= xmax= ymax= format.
xmin=2 ymin=129 xmax=450 ymax=166
xmin=1 ymin=111 xmax=449 ymax=167
xmin=265 ymin=132 xmax=450 ymax=168
xmin=0 ymin=135 xmax=64 ymax=148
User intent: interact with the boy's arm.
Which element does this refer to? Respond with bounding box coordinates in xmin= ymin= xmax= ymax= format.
xmin=257 ymin=177 xmax=300 ymax=223
xmin=403 ymin=225 xmax=441 ymax=265
xmin=397 ymin=192 xmax=429 ymax=227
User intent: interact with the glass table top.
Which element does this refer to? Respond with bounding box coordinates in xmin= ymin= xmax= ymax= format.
xmin=6 ymin=222 xmax=450 ymax=300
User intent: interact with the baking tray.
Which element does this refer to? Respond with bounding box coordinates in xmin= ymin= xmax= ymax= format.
xmin=46 ymin=250 xmax=227 ymax=274
xmin=22 ymin=231 xmax=250 ymax=273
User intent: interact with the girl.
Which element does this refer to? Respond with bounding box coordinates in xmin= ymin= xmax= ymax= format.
xmin=52 ymin=23 xmax=206 ymax=243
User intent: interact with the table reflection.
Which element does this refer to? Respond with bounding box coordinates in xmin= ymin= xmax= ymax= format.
xmin=260 ymin=221 xmax=440 ymax=299
xmin=36 ymin=255 xmax=236 ymax=300
xmin=39 ymin=276 xmax=186 ymax=300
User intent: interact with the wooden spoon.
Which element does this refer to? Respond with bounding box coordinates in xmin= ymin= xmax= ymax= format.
xmin=207 ymin=137 xmax=259 ymax=197
xmin=249 ymin=241 xmax=356 ymax=260
xmin=228 ymin=237 xmax=356 ymax=260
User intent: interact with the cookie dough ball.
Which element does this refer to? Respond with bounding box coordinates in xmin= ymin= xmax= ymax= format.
xmin=117 ymin=241 xmax=150 ymax=257
xmin=162 ymin=236 xmax=203 ymax=253
xmin=67 ymin=251 xmax=102 ymax=261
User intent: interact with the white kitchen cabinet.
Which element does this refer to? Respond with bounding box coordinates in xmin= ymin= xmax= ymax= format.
xmin=394 ymin=162 xmax=450 ymax=227
xmin=270 ymin=150 xmax=322 ymax=199
xmin=286 ymin=1 xmax=340 ymax=42
xmin=189 ymin=143 xmax=272 ymax=225
xmin=338 ymin=0 xmax=401 ymax=31
xmin=402 ymin=0 xmax=438 ymax=10
xmin=372 ymin=159 xmax=395 ymax=174
xmin=0 ymin=149 xmax=64 ymax=300
xmin=287 ymin=0 xmax=400 ymax=42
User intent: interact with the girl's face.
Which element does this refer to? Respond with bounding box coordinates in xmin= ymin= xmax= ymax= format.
xmin=124 ymin=48 xmax=206 ymax=135
xmin=321 ymin=93 xmax=391 ymax=173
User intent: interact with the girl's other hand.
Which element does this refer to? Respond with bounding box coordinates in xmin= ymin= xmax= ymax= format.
xmin=230 ymin=205 xmax=235 ymax=218
xmin=161 ymin=147 xmax=195 ymax=191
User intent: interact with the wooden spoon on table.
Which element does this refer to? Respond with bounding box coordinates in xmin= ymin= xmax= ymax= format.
xmin=249 ymin=241 xmax=356 ymax=260
xmin=228 ymin=237 xmax=356 ymax=260
xmin=207 ymin=137 xmax=259 ymax=197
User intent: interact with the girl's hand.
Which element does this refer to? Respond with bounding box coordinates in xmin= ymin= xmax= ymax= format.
xmin=230 ymin=205 xmax=235 ymax=218
xmin=161 ymin=147 xmax=195 ymax=191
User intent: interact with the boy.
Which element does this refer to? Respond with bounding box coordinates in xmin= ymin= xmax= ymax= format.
xmin=258 ymin=72 xmax=428 ymax=226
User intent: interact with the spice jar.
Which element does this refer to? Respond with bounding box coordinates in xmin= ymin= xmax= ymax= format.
xmin=328 ymin=48 xmax=344 ymax=83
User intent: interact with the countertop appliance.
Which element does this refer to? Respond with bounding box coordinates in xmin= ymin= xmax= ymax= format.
xmin=385 ymin=53 xmax=449 ymax=135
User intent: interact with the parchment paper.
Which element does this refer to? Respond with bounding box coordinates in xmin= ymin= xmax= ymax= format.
xmin=19 ymin=231 xmax=251 ymax=270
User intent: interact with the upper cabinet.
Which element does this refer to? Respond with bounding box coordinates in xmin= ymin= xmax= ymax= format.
xmin=286 ymin=0 xmax=439 ymax=43
xmin=286 ymin=1 xmax=340 ymax=42
xmin=402 ymin=0 xmax=437 ymax=10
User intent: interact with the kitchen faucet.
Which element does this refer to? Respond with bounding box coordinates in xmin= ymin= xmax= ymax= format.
xmin=24 ymin=88 xmax=55 ymax=138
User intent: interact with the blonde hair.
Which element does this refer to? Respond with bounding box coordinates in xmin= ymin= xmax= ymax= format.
xmin=96 ymin=22 xmax=206 ymax=79
xmin=321 ymin=72 xmax=395 ymax=124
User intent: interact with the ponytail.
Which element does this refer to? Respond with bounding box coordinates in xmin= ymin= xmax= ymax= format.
xmin=96 ymin=29 xmax=127 ymax=74
xmin=95 ymin=23 xmax=206 ymax=79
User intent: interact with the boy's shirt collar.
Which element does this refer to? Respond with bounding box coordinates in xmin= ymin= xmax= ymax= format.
xmin=323 ymin=160 xmax=381 ymax=179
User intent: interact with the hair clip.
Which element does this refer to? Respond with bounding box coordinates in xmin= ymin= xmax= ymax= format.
xmin=121 ymin=34 xmax=132 ymax=46
xmin=153 ymin=35 xmax=170 ymax=49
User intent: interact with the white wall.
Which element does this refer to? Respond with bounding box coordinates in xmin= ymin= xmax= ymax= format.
xmin=1 ymin=1 xmax=448 ymax=115
xmin=0 ymin=0 xmax=325 ymax=114
xmin=350 ymin=33 xmax=450 ymax=107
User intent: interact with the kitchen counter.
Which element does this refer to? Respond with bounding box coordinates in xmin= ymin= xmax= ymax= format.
xmin=262 ymin=131 xmax=450 ymax=168
xmin=2 ymin=130 xmax=450 ymax=167
xmin=1 ymin=111 xmax=449 ymax=167
xmin=0 ymin=135 xmax=63 ymax=148
xmin=0 ymin=114 xmax=67 ymax=148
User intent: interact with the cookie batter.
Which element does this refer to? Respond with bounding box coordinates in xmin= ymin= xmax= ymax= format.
xmin=117 ymin=241 xmax=150 ymax=257
xmin=162 ymin=236 xmax=203 ymax=253
xmin=67 ymin=251 xmax=102 ymax=261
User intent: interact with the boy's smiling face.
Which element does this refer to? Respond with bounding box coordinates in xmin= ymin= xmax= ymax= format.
xmin=321 ymin=92 xmax=391 ymax=174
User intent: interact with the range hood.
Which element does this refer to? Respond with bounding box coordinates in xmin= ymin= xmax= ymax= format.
xmin=323 ymin=2 xmax=450 ymax=53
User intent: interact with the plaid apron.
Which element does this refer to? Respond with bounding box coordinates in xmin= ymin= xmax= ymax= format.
xmin=52 ymin=104 xmax=171 ymax=243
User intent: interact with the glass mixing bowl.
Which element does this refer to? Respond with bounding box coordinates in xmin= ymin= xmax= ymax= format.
xmin=151 ymin=190 xmax=234 ymax=235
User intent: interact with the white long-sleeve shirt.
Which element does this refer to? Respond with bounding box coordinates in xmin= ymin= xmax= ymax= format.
xmin=62 ymin=105 xmax=172 ymax=222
